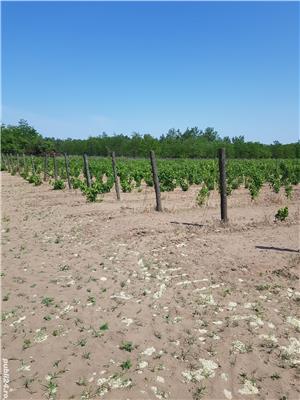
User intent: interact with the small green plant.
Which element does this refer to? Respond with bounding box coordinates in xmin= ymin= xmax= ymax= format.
xmin=120 ymin=179 xmax=133 ymax=193
xmin=42 ymin=374 xmax=58 ymax=400
xmin=20 ymin=171 xmax=28 ymax=179
xmin=71 ymin=177 xmax=85 ymax=190
xmin=81 ymin=181 xmax=106 ymax=202
xmin=271 ymin=178 xmax=281 ymax=194
xmin=196 ymin=185 xmax=210 ymax=206
xmin=27 ymin=174 xmax=42 ymax=186
xmin=284 ymin=184 xmax=293 ymax=199
xmin=82 ymin=352 xmax=91 ymax=360
xmin=23 ymin=339 xmax=31 ymax=350
xmin=275 ymin=207 xmax=288 ymax=221
xmin=120 ymin=359 xmax=132 ymax=370
xmin=84 ymin=186 xmax=98 ymax=202
xmin=179 ymin=178 xmax=189 ymax=191
xmin=42 ymin=297 xmax=54 ymax=307
xmin=99 ymin=323 xmax=109 ymax=331
xmin=270 ymin=373 xmax=281 ymax=380
xmin=76 ymin=338 xmax=87 ymax=347
xmin=193 ymin=385 xmax=206 ymax=400
xmin=52 ymin=179 xmax=65 ymax=190
xmin=87 ymin=296 xmax=96 ymax=305
xmin=59 ymin=264 xmax=70 ymax=271
xmin=119 ymin=341 xmax=133 ymax=352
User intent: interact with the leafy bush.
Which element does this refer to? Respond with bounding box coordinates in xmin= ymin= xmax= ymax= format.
xmin=27 ymin=174 xmax=42 ymax=186
xmin=248 ymin=172 xmax=264 ymax=200
xmin=275 ymin=207 xmax=288 ymax=221
xmin=71 ymin=177 xmax=85 ymax=190
xmin=84 ymin=186 xmax=98 ymax=202
xmin=32 ymin=175 xmax=42 ymax=186
xmin=52 ymin=179 xmax=65 ymax=190
xmin=271 ymin=178 xmax=281 ymax=194
xmin=120 ymin=178 xmax=133 ymax=193
xmin=196 ymin=185 xmax=210 ymax=206
xmin=179 ymin=178 xmax=189 ymax=191
xmin=20 ymin=171 xmax=28 ymax=180
xmin=82 ymin=182 xmax=104 ymax=202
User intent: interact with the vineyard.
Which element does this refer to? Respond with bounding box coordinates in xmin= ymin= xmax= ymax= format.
xmin=1 ymin=153 xmax=300 ymax=400
xmin=1 ymin=153 xmax=300 ymax=207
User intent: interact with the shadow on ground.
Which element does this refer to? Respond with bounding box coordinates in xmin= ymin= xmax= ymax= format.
xmin=256 ymin=245 xmax=299 ymax=253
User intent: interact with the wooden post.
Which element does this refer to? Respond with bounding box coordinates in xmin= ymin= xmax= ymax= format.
xmin=83 ymin=153 xmax=91 ymax=187
xmin=31 ymin=155 xmax=36 ymax=175
xmin=64 ymin=153 xmax=72 ymax=189
xmin=111 ymin=152 xmax=121 ymax=200
xmin=43 ymin=154 xmax=48 ymax=181
xmin=218 ymin=148 xmax=228 ymax=223
xmin=53 ymin=155 xmax=58 ymax=181
xmin=150 ymin=150 xmax=162 ymax=212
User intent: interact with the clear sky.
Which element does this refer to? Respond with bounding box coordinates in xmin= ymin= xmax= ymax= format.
xmin=2 ymin=1 xmax=299 ymax=143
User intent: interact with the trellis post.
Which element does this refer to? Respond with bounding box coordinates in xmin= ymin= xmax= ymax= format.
xmin=150 ymin=150 xmax=162 ymax=212
xmin=83 ymin=153 xmax=91 ymax=187
xmin=218 ymin=148 xmax=228 ymax=223
xmin=111 ymin=152 xmax=121 ymax=200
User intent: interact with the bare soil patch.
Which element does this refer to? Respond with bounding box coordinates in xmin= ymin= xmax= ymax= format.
xmin=1 ymin=172 xmax=300 ymax=400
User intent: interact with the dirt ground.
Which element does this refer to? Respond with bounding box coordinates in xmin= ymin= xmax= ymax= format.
xmin=1 ymin=171 xmax=300 ymax=400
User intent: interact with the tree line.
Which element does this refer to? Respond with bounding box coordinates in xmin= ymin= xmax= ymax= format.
xmin=1 ymin=120 xmax=299 ymax=159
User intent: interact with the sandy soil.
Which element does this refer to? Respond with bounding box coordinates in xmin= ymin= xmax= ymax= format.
xmin=1 ymin=171 xmax=300 ymax=400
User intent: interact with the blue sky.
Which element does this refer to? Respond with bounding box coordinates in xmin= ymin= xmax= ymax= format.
xmin=2 ymin=1 xmax=299 ymax=143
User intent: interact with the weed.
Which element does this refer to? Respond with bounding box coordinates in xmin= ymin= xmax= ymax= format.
xmin=255 ymin=283 xmax=270 ymax=291
xmin=23 ymin=339 xmax=31 ymax=350
xmin=270 ymin=373 xmax=280 ymax=380
xmin=42 ymin=297 xmax=54 ymax=307
xmin=193 ymin=386 xmax=206 ymax=400
xmin=42 ymin=375 xmax=58 ymax=399
xmin=99 ymin=323 xmax=109 ymax=331
xmin=76 ymin=377 xmax=87 ymax=386
xmin=87 ymin=296 xmax=96 ymax=305
xmin=76 ymin=338 xmax=87 ymax=347
xmin=53 ymin=360 xmax=61 ymax=368
xmin=120 ymin=359 xmax=132 ymax=370
xmin=24 ymin=377 xmax=36 ymax=393
xmin=120 ymin=341 xmax=134 ymax=352
xmin=59 ymin=264 xmax=70 ymax=271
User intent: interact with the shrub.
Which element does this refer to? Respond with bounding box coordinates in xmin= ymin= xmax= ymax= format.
xmin=52 ymin=179 xmax=65 ymax=190
xmin=275 ymin=207 xmax=288 ymax=221
xmin=179 ymin=178 xmax=189 ymax=191
xmin=28 ymin=174 xmax=42 ymax=186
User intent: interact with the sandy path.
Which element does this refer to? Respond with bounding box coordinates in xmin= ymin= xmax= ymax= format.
xmin=1 ymin=172 xmax=299 ymax=400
